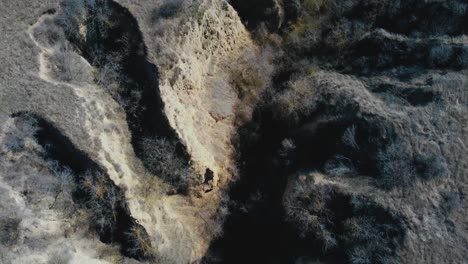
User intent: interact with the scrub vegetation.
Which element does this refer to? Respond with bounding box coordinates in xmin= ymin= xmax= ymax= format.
xmin=1 ymin=0 xmax=468 ymax=263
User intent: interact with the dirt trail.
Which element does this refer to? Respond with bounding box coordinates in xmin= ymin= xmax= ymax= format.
xmin=27 ymin=12 xmax=146 ymax=227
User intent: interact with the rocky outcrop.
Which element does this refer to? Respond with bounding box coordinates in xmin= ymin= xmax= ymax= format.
xmin=2 ymin=0 xmax=256 ymax=262
xmin=122 ymin=1 xmax=257 ymax=259
xmin=116 ymin=0 xmax=254 ymax=188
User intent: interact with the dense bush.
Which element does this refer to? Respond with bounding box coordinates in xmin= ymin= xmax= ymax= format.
xmin=414 ymin=149 xmax=449 ymax=180
xmin=429 ymin=44 xmax=454 ymax=67
xmin=286 ymin=0 xmax=349 ymax=52
xmin=283 ymin=175 xmax=405 ymax=264
xmin=270 ymin=74 xmax=317 ymax=123
xmin=2 ymin=114 xmax=38 ymax=152
xmin=376 ymin=139 xmax=415 ymax=189
xmin=140 ymin=137 xmax=198 ymax=193
xmin=56 ymin=0 xmax=113 ymax=45
xmin=55 ymin=0 xmax=86 ymax=41
xmin=230 ymin=47 xmax=274 ymax=103
xmin=55 ymin=0 xmax=128 ymax=94
xmin=78 ymin=170 xmax=124 ymax=239
xmin=0 ymin=218 xmax=21 ymax=246
xmin=377 ymin=139 xmax=448 ymax=189
xmin=31 ymin=16 xmax=67 ymax=49
xmin=342 ymin=125 xmax=359 ymax=150
xmin=323 ymin=155 xmax=354 ymax=177
xmin=47 ymin=160 xmax=75 ymax=209
xmin=46 ymin=49 xmax=93 ymax=84
xmin=124 ymin=226 xmax=155 ymax=260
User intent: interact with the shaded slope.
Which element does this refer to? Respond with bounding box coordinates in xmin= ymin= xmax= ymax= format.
xmin=13 ymin=112 xmax=154 ymax=261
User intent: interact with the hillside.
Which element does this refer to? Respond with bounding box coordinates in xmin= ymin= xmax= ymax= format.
xmin=1 ymin=0 xmax=467 ymax=263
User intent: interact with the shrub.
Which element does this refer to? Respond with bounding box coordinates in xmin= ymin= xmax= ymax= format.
xmin=342 ymin=125 xmax=359 ymax=150
xmin=47 ymin=248 xmax=72 ymax=264
xmin=47 ymin=160 xmax=74 ymax=209
xmin=277 ymin=138 xmax=296 ymax=164
xmin=0 ymin=217 xmax=21 ymax=246
xmin=80 ymin=171 xmax=118 ymax=238
xmin=283 ymin=176 xmax=405 ymax=263
xmin=429 ymin=44 xmax=453 ymax=67
xmin=283 ymin=174 xmax=328 ymax=236
xmin=271 ymin=75 xmax=317 ymax=123
xmin=3 ymin=115 xmax=38 ymax=152
xmin=3 ymin=133 xmax=25 ymax=152
xmin=323 ymin=155 xmax=354 ymax=177
xmin=342 ymin=215 xmax=401 ymax=264
xmin=46 ymin=49 xmax=92 ymax=84
xmin=376 ymin=139 xmax=415 ymax=189
xmin=286 ymin=0 xmax=335 ymax=49
xmin=440 ymin=190 xmax=462 ymax=212
xmin=31 ymin=17 xmax=67 ymax=50
xmin=57 ymin=0 xmax=111 ymax=39
xmin=414 ymin=151 xmax=449 ymax=180
xmin=377 ymin=138 xmax=448 ymax=189
xmin=349 ymin=246 xmax=371 ymax=264
xmin=139 ymin=137 xmax=198 ymax=192
xmin=17 ymin=116 xmax=38 ymax=135
xmin=90 ymin=49 xmax=125 ymax=97
xmin=230 ymin=46 xmax=275 ymax=125
xmin=323 ymin=20 xmax=351 ymax=49
xmin=124 ymin=226 xmax=155 ymax=260
xmin=229 ymin=47 xmax=274 ymax=105
xmin=55 ymin=0 xmax=134 ymax=98
xmin=56 ymin=0 xmax=86 ymax=41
